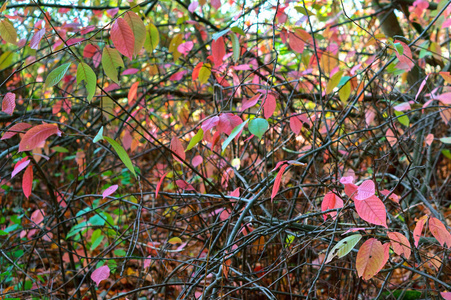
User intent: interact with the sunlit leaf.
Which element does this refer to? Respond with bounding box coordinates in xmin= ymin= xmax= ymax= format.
xmin=326 ymin=234 xmax=362 ymax=263
xmin=104 ymin=136 xmax=137 ymax=178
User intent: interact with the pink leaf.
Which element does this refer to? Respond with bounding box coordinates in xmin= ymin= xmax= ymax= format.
xmin=241 ymin=94 xmax=261 ymax=111
xmin=342 ymin=227 xmax=366 ymax=235
xmin=177 ymin=41 xmax=193 ymax=56
xmin=102 ymin=184 xmax=118 ymax=199
xmin=414 ymin=216 xmax=427 ymax=247
xmin=263 ymin=94 xmax=276 ymax=119
xmin=271 ymin=164 xmax=288 ymax=201
xmin=1 ymin=123 xmax=32 ymax=140
xmin=340 ymin=176 xmax=354 ymax=185
xmin=379 ymin=189 xmax=400 ymax=204
xmin=211 ymin=37 xmax=226 ymax=66
xmin=288 ymin=30 xmax=305 ymax=53
xmin=122 ymin=68 xmax=140 ymax=75
xmin=188 ymin=1 xmax=199 ymax=13
xmin=211 ymin=0 xmax=221 ymax=10
xmin=356 ymin=238 xmax=385 ymax=280
xmin=354 ymin=195 xmax=388 ymax=228
xmin=171 ymin=137 xmax=185 ymax=163
xmin=429 ymin=217 xmax=451 ymax=248
xmin=377 ymin=243 xmax=390 ymax=273
xmin=91 ymin=265 xmax=110 ymax=286
xmin=229 ymin=187 xmax=240 ymax=197
xmin=144 ymin=255 xmax=152 ymax=268
xmin=386 ymin=128 xmax=397 ymax=147
xmin=217 ymin=113 xmax=243 ymax=136
xmin=22 ymin=165 xmax=33 ymax=199
xmin=387 ymin=232 xmax=411 ymax=259
xmin=344 ymin=183 xmax=358 ymax=199
xmin=393 ymin=102 xmax=411 ymax=111
xmin=110 ymin=18 xmax=135 ymax=59
xmin=155 ymin=173 xmax=167 ymax=199
xmin=2 ymin=92 xmax=16 ymax=115
xmin=437 ymin=92 xmax=451 ymax=105
xmin=443 ymin=18 xmax=451 ymax=28
xmin=415 ymin=75 xmax=429 ymax=101
xmin=425 ymin=133 xmax=434 ymax=146
xmin=192 ymin=155 xmax=203 ymax=167
xmin=30 ymin=28 xmax=45 ymax=50
xmin=441 ymin=292 xmax=451 ymax=300
xmin=201 ymin=116 xmax=219 ymax=132
xmin=106 ymin=8 xmax=119 ymax=17
xmin=321 ymin=192 xmax=343 ymax=221
xmin=12 ymin=157 xmax=30 ymax=178
xmin=31 ymin=209 xmax=44 ymax=225
xmin=355 ymin=180 xmax=375 ymax=201
xmin=169 ymin=70 xmax=187 ymax=81
xmin=19 ymin=124 xmax=62 ymax=152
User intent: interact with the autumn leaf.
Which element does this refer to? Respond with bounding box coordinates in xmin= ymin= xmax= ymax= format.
xmin=91 ymin=265 xmax=110 ymax=286
xmin=356 ymin=238 xmax=385 ymax=280
xmin=354 ymin=195 xmax=388 ymax=228
xmin=171 ymin=137 xmax=185 ymax=163
xmin=2 ymin=92 xmax=16 ymax=115
xmin=19 ymin=124 xmax=62 ymax=152
xmin=110 ymin=18 xmax=135 ymax=59
xmin=429 ymin=217 xmax=451 ymax=248
xmin=271 ymin=164 xmax=288 ymax=201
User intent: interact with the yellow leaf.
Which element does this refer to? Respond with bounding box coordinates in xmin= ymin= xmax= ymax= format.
xmin=169 ymin=33 xmax=183 ymax=61
xmin=339 ymin=81 xmax=351 ymax=104
xmin=198 ymin=63 xmax=211 ymax=85
xmin=168 ymin=237 xmax=182 ymax=244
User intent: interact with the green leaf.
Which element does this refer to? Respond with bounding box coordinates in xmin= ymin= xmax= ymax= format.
xmin=104 ymin=136 xmax=137 ymax=178
xmin=89 ymin=214 xmax=105 ymax=226
xmin=91 ymin=229 xmax=104 ymax=251
xmin=144 ymin=23 xmax=159 ymax=53
xmin=248 ymin=118 xmax=269 ymax=139
xmin=93 ymin=126 xmax=104 ymax=143
xmin=230 ymin=32 xmax=240 ymax=62
xmin=221 ymin=119 xmax=249 ymax=154
xmin=45 ymin=63 xmax=71 ymax=87
xmin=0 ymin=19 xmax=17 ymax=45
xmin=186 ymin=128 xmax=203 ymax=151
xmin=198 ymin=63 xmax=211 ymax=85
xmin=230 ymin=26 xmax=245 ymax=36
xmin=114 ymin=249 xmax=127 ymax=256
xmin=440 ymin=137 xmax=451 ymax=144
xmin=441 ymin=149 xmax=451 ymax=159
xmin=52 ymin=146 xmax=69 ymax=153
xmin=394 ymin=110 xmax=410 ymax=127
xmin=77 ymin=62 xmax=96 ymax=102
xmin=102 ymin=47 xmax=124 ymax=84
xmin=66 ymin=221 xmax=88 ymax=239
xmin=325 ymin=234 xmax=362 ymax=263
xmin=212 ymin=29 xmax=230 ymax=41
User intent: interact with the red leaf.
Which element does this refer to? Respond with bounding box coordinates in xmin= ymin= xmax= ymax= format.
xmin=321 ymin=192 xmax=344 ymax=221
xmin=91 ymin=265 xmax=110 ymax=286
xmin=217 ymin=113 xmax=243 ymax=136
xmin=290 ymin=114 xmax=304 ymax=135
xmin=171 ymin=137 xmax=185 ymax=163
xmin=22 ymin=165 xmax=33 ymax=199
xmin=429 ymin=217 xmax=451 ymax=248
xmin=2 ymin=92 xmax=16 ymax=115
xmin=288 ymin=29 xmax=311 ymax=53
xmin=387 ymin=232 xmax=411 ymax=259
xmin=356 ymin=238 xmax=385 ymax=280
xmin=192 ymin=62 xmax=203 ymax=81
xmin=19 ymin=124 xmax=62 ymax=152
xmin=413 ymin=215 xmax=427 ymax=247
xmin=211 ymin=37 xmax=226 ymax=66
xmin=271 ymin=164 xmax=288 ymax=201
xmin=31 ymin=209 xmax=44 ymax=225
xmin=176 ymin=179 xmax=196 ymax=191
xmin=241 ymin=94 xmax=261 ymax=111
xmin=355 ymin=180 xmax=375 ymax=200
xmin=30 ymin=28 xmax=45 ymax=50
xmin=354 ymin=195 xmax=387 ymax=228
xmin=263 ymin=94 xmax=276 ymax=119
xmin=1 ymin=123 xmax=32 ymax=140
xmin=128 ymin=81 xmax=139 ymax=103
xmin=83 ymin=44 xmax=99 ymax=58
xmin=11 ymin=157 xmax=30 ymax=178
xmin=344 ymin=183 xmax=358 ymax=199
xmin=110 ymin=18 xmax=135 ymax=59
xmin=102 ymin=184 xmax=118 ymax=199
xmin=155 ymin=173 xmax=167 ymax=199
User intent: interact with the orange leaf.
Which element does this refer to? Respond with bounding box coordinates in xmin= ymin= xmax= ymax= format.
xmin=387 ymin=232 xmax=411 ymax=259
xmin=128 ymin=81 xmax=139 ymax=103
xmin=429 ymin=217 xmax=451 ymax=248
xmin=356 ymin=238 xmax=385 ymax=280
xmin=413 ymin=215 xmax=427 ymax=247
xmin=171 ymin=137 xmax=185 ymax=163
